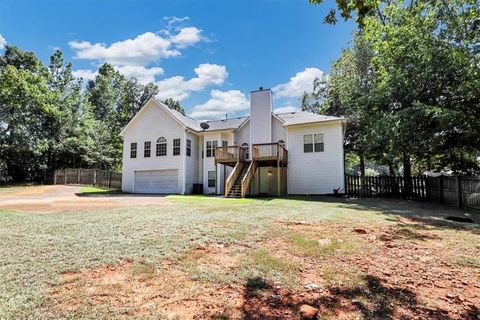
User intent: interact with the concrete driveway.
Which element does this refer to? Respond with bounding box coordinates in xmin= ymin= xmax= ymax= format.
xmin=0 ymin=185 xmax=171 ymax=212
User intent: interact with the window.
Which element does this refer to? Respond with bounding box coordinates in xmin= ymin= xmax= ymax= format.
xmin=206 ymin=140 xmax=218 ymax=157
xmin=130 ymin=142 xmax=137 ymax=158
xmin=208 ymin=171 xmax=216 ymax=188
xmin=156 ymin=137 xmax=167 ymax=156
xmin=186 ymin=139 xmax=191 ymax=156
xmin=144 ymin=141 xmax=151 ymax=157
xmin=173 ymin=138 xmax=181 ymax=156
xmin=242 ymin=143 xmax=249 ymax=159
xmin=303 ymin=133 xmax=324 ymax=153
xmin=314 ymin=133 xmax=324 ymax=152
xmin=222 ymin=140 xmax=228 ymax=147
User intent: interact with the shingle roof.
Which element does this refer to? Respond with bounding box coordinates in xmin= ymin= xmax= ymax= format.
xmin=153 ymin=98 xmax=203 ymax=131
xmin=153 ymin=98 xmax=343 ymax=132
xmin=275 ymin=111 xmax=344 ymax=126
xmin=204 ymin=117 xmax=249 ymax=131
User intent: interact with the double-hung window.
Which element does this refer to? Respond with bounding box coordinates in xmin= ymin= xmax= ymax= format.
xmin=130 ymin=142 xmax=137 ymax=158
xmin=144 ymin=141 xmax=151 ymax=157
xmin=173 ymin=138 xmax=181 ymax=156
xmin=206 ymin=141 xmax=218 ymax=157
xmin=186 ymin=139 xmax=191 ymax=156
xmin=208 ymin=171 xmax=216 ymax=187
xmin=156 ymin=137 xmax=167 ymax=156
xmin=303 ymin=133 xmax=324 ymax=153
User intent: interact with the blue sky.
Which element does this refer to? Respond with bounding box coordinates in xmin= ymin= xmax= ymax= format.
xmin=0 ymin=0 xmax=356 ymax=119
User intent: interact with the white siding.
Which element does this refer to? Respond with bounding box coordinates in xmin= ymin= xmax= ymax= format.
xmin=202 ymin=132 xmax=220 ymax=194
xmin=235 ymin=121 xmax=250 ymax=160
xmin=272 ymin=115 xmax=287 ymax=145
xmin=185 ymin=132 xmax=199 ymax=194
xmin=121 ymin=100 xmax=186 ymax=193
xmin=287 ymin=122 xmax=344 ymax=194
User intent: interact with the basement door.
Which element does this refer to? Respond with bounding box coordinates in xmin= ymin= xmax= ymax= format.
xmin=134 ymin=170 xmax=178 ymax=194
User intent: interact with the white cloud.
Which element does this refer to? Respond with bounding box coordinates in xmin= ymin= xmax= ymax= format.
xmin=72 ymin=65 xmax=164 ymax=84
xmin=190 ymin=90 xmax=249 ymax=119
xmin=164 ymin=16 xmax=190 ymax=29
xmin=69 ymin=32 xmax=181 ymax=66
xmin=68 ymin=22 xmax=203 ymax=67
xmin=115 ymin=65 xmax=164 ymax=84
xmin=272 ymin=68 xmax=324 ymax=99
xmin=0 ymin=34 xmax=6 ymax=49
xmin=273 ymin=106 xmax=300 ymax=114
xmin=72 ymin=69 xmax=97 ymax=81
xmin=156 ymin=63 xmax=228 ymax=101
xmin=170 ymin=27 xmax=202 ymax=48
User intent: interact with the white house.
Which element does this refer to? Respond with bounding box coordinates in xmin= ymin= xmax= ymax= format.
xmin=120 ymin=88 xmax=346 ymax=197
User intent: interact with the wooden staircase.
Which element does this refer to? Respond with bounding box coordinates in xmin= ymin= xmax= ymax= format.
xmin=226 ymin=164 xmax=249 ymax=198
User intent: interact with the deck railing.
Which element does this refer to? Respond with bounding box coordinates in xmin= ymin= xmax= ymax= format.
xmin=241 ymin=161 xmax=257 ymax=198
xmin=215 ymin=146 xmax=246 ymax=163
xmin=225 ymin=162 xmax=243 ymax=196
xmin=252 ymin=142 xmax=288 ymax=165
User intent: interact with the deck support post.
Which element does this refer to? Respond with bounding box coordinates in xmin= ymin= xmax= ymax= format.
xmin=277 ymin=161 xmax=281 ymax=197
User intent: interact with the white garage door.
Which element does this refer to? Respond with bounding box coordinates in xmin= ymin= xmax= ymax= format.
xmin=134 ymin=170 xmax=178 ymax=194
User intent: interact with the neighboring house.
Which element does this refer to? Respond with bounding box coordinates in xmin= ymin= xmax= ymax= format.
xmin=120 ymin=88 xmax=346 ymax=197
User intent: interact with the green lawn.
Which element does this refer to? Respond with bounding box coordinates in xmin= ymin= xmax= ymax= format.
xmin=0 ymin=194 xmax=478 ymax=319
xmin=78 ymin=186 xmax=122 ymax=194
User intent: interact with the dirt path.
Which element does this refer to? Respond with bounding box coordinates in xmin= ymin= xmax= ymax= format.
xmin=0 ymin=185 xmax=171 ymax=212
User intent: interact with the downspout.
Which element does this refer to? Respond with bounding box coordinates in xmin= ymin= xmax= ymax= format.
xmin=182 ymin=129 xmax=187 ymax=194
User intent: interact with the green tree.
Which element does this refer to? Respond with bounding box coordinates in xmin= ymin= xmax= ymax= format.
xmin=0 ymin=46 xmax=60 ymax=181
xmin=163 ymin=97 xmax=185 ymax=114
xmin=310 ymin=0 xmax=480 ymax=182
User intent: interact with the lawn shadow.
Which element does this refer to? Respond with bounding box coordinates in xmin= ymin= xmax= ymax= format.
xmin=283 ymin=195 xmax=480 ymax=234
xmin=75 ymin=191 xmax=168 ymax=198
xmin=241 ymin=275 xmax=454 ymax=320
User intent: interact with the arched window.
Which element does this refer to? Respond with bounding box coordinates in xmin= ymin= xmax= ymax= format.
xmin=156 ymin=137 xmax=167 ymax=156
xmin=278 ymin=139 xmax=285 ymax=146
xmin=242 ymin=143 xmax=249 ymax=159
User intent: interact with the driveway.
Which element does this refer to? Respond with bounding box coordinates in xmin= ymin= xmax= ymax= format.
xmin=0 ymin=185 xmax=171 ymax=212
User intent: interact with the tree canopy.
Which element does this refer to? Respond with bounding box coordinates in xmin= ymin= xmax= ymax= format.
xmin=305 ymin=0 xmax=480 ymax=178
xmin=0 ymin=47 xmax=159 ymax=182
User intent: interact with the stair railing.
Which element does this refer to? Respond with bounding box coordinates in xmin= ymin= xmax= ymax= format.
xmin=241 ymin=161 xmax=257 ymax=198
xmin=225 ymin=162 xmax=243 ymax=197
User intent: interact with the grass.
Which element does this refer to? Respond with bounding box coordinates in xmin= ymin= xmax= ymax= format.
xmin=288 ymin=232 xmax=356 ymax=257
xmin=0 ymin=191 xmax=478 ymax=319
xmin=78 ymin=186 xmax=121 ymax=194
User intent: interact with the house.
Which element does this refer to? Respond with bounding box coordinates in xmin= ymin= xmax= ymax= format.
xmin=120 ymin=87 xmax=346 ymax=197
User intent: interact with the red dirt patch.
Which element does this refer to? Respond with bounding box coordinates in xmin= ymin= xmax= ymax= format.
xmin=47 ymin=258 xmax=244 ymax=319
xmin=44 ymin=218 xmax=480 ymax=319
xmin=265 ymin=220 xmax=480 ymax=320
xmin=0 ymin=185 xmax=171 ymax=212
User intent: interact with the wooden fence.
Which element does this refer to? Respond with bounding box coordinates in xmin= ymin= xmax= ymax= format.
xmin=54 ymin=169 xmax=122 ymax=189
xmin=345 ymin=174 xmax=480 ymax=212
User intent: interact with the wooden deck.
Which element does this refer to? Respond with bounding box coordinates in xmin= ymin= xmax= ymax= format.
xmin=215 ymin=143 xmax=288 ymax=167
xmin=215 ymin=146 xmax=247 ymax=165
xmin=252 ymin=142 xmax=288 ymax=166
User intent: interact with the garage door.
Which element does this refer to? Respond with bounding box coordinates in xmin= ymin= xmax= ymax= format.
xmin=134 ymin=170 xmax=178 ymax=194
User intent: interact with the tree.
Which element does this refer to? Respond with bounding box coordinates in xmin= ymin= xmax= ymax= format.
xmin=308 ymin=0 xmax=383 ymax=26
xmin=303 ymin=33 xmax=378 ymax=178
xmin=308 ymin=0 xmax=480 ymax=181
xmin=0 ymin=46 xmax=60 ymax=181
xmin=163 ymin=98 xmax=185 ymax=114
xmin=86 ymin=62 xmax=159 ymax=169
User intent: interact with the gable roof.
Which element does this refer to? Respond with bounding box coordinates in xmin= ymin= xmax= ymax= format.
xmin=153 ymin=98 xmax=203 ymax=131
xmin=121 ymin=98 xmax=345 ymax=136
xmin=275 ymin=111 xmax=344 ymax=126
